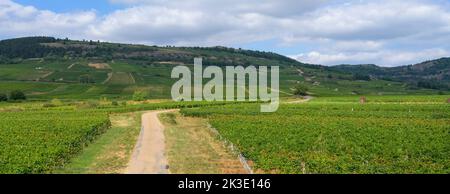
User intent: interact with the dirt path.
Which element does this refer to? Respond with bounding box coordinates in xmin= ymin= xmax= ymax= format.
xmin=285 ymin=96 xmax=314 ymax=104
xmin=102 ymin=72 xmax=113 ymax=84
xmin=67 ymin=63 xmax=76 ymax=69
xmin=126 ymin=110 xmax=176 ymax=174
xmin=36 ymin=71 xmax=54 ymax=81
xmin=128 ymin=72 xmax=136 ymax=84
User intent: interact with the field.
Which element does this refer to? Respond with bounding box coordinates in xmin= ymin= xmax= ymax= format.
xmin=181 ymin=96 xmax=450 ymax=174
xmin=0 ymin=59 xmax=180 ymax=100
xmin=0 ymin=95 xmax=448 ymax=174
xmin=0 ymin=95 xmax=449 ymax=174
xmin=1 ymin=56 xmax=444 ymax=101
xmin=0 ymin=110 xmax=110 ymax=173
xmin=0 ymin=100 xmax=244 ymax=173
xmin=0 ymin=87 xmax=448 ymax=174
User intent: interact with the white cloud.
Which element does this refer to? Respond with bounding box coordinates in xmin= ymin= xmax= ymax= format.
xmin=108 ymin=0 xmax=329 ymax=17
xmin=0 ymin=0 xmax=449 ymax=66
xmin=88 ymin=6 xmax=219 ymax=44
xmin=291 ymin=48 xmax=450 ymax=67
xmin=0 ymin=0 xmax=96 ymax=39
xmin=280 ymin=0 xmax=450 ymax=42
xmin=88 ymin=0 xmax=327 ymax=45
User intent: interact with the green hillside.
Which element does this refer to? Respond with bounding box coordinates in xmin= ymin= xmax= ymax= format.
xmin=0 ymin=37 xmax=446 ymax=100
xmin=330 ymin=58 xmax=450 ymax=90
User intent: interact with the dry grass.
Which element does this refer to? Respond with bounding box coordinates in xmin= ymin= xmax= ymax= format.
xmin=160 ymin=112 xmax=248 ymax=174
xmin=57 ymin=112 xmax=142 ymax=174
xmin=156 ymin=61 xmax=186 ymax=65
xmin=88 ymin=63 xmax=111 ymax=69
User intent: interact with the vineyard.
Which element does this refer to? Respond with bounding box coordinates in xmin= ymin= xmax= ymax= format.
xmin=181 ymin=96 xmax=450 ymax=174
xmin=0 ymin=95 xmax=448 ymax=174
xmin=0 ymin=100 xmax=243 ymax=173
xmin=0 ymin=110 xmax=110 ymax=173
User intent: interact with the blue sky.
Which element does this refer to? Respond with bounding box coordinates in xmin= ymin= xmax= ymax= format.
xmin=14 ymin=0 xmax=120 ymax=14
xmin=1 ymin=0 xmax=450 ymax=66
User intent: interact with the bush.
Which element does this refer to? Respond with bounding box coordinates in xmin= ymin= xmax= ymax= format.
xmin=132 ymin=91 xmax=147 ymax=101
xmin=9 ymin=90 xmax=26 ymax=101
xmin=51 ymin=99 xmax=63 ymax=106
xmin=76 ymin=101 xmax=99 ymax=109
xmin=352 ymin=73 xmax=371 ymax=81
xmin=111 ymin=101 xmax=119 ymax=106
xmin=42 ymin=103 xmax=56 ymax=108
xmin=0 ymin=93 xmax=7 ymax=101
xmin=99 ymin=97 xmax=110 ymax=105
xmin=292 ymin=84 xmax=309 ymax=96
xmin=417 ymin=80 xmax=447 ymax=90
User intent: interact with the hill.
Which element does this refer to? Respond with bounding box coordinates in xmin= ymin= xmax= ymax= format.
xmin=330 ymin=58 xmax=450 ymax=90
xmin=0 ymin=37 xmax=446 ymax=100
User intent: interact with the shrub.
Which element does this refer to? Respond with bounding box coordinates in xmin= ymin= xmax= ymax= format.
xmin=42 ymin=103 xmax=56 ymax=108
xmin=132 ymin=90 xmax=147 ymax=101
xmin=51 ymin=99 xmax=63 ymax=106
xmin=292 ymin=84 xmax=309 ymax=96
xmin=352 ymin=73 xmax=371 ymax=81
xmin=0 ymin=93 xmax=7 ymax=101
xmin=9 ymin=90 xmax=26 ymax=101
xmin=99 ymin=97 xmax=110 ymax=105
xmin=76 ymin=101 xmax=99 ymax=109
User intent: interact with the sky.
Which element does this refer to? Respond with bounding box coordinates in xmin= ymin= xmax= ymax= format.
xmin=1 ymin=0 xmax=450 ymax=66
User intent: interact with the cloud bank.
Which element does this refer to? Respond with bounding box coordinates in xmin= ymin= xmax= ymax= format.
xmin=0 ymin=0 xmax=449 ymax=66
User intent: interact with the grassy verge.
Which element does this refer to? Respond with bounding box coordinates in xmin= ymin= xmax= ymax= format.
xmin=56 ymin=112 xmax=142 ymax=174
xmin=159 ymin=112 xmax=247 ymax=174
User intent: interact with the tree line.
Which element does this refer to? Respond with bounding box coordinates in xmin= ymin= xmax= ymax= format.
xmin=0 ymin=90 xmax=26 ymax=102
